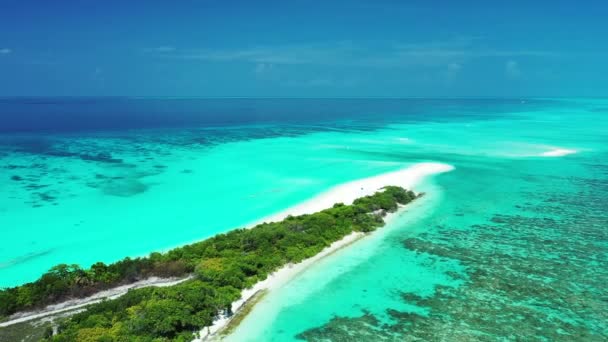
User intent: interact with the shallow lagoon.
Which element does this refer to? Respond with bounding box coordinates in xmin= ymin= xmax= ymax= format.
xmin=1 ymin=98 xmax=606 ymax=340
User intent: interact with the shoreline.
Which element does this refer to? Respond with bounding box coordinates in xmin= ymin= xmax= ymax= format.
xmin=195 ymin=231 xmax=368 ymax=341
xmin=197 ymin=162 xmax=454 ymax=341
xmin=1 ymin=162 xmax=454 ymax=336
xmin=249 ymin=162 xmax=454 ymax=226
xmin=0 ymin=276 xmax=191 ymax=328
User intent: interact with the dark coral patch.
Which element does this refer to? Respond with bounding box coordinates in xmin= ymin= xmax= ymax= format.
xmin=101 ymin=179 xmax=148 ymax=197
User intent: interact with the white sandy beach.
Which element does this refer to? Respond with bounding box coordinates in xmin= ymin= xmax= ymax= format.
xmin=0 ymin=276 xmax=191 ymax=328
xmin=540 ymin=148 xmax=578 ymax=157
xmin=196 ymin=162 xmax=454 ymax=341
xmin=194 ymin=231 xmax=366 ymax=341
xmin=1 ymin=162 xmax=453 ymax=336
xmin=251 ymin=162 xmax=455 ymax=226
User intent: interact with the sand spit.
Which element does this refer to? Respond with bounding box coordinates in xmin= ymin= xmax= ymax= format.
xmin=197 ymin=162 xmax=454 ymax=341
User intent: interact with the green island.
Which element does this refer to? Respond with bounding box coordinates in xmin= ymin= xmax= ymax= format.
xmin=0 ymin=186 xmax=418 ymax=341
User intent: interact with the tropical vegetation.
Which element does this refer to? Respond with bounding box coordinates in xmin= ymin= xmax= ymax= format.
xmin=0 ymin=186 xmax=418 ymax=341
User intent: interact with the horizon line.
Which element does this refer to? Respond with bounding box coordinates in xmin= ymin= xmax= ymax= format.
xmin=0 ymin=96 xmax=606 ymax=100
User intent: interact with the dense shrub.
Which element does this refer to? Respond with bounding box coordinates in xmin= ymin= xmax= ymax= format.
xmin=0 ymin=186 xmax=418 ymax=341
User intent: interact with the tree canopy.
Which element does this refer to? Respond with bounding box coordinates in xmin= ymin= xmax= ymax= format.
xmin=0 ymin=186 xmax=418 ymax=341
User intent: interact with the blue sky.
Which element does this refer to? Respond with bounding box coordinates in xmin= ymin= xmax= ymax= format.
xmin=0 ymin=0 xmax=607 ymax=97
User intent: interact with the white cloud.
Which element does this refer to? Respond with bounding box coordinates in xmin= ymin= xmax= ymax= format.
xmin=445 ymin=62 xmax=463 ymax=83
xmin=284 ymin=78 xmax=334 ymax=87
xmin=145 ymin=46 xmax=176 ymax=53
xmin=92 ymin=67 xmax=105 ymax=83
xmin=254 ymin=63 xmax=274 ymax=75
xmin=505 ymin=60 xmax=522 ymax=79
xmin=282 ymin=77 xmax=357 ymax=88
xmin=176 ymin=43 xmax=351 ymax=65
xmin=447 ymin=62 xmax=462 ymax=72
xmin=160 ymin=38 xmax=553 ymax=70
xmin=0 ymin=48 xmax=12 ymax=55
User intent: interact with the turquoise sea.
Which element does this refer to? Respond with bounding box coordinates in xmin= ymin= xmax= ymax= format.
xmin=1 ymin=98 xmax=606 ymax=340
